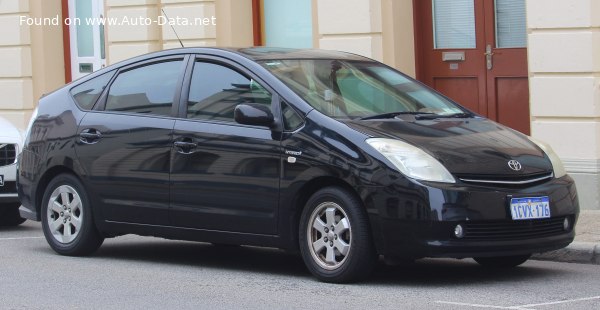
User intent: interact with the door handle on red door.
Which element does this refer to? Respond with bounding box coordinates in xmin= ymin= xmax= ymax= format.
xmin=485 ymin=44 xmax=495 ymax=70
xmin=79 ymin=129 xmax=102 ymax=144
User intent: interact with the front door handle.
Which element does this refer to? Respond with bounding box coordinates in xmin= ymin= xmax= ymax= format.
xmin=174 ymin=140 xmax=197 ymax=154
xmin=79 ymin=129 xmax=102 ymax=144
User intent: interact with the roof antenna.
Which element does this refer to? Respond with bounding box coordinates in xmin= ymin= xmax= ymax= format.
xmin=161 ymin=9 xmax=184 ymax=48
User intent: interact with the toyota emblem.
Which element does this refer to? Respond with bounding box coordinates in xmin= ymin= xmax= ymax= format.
xmin=508 ymin=160 xmax=522 ymax=171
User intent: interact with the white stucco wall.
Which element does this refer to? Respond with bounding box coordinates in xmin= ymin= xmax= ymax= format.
xmin=527 ymin=0 xmax=600 ymax=210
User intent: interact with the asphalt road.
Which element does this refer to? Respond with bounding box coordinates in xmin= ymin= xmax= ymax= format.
xmin=1 ymin=221 xmax=599 ymax=310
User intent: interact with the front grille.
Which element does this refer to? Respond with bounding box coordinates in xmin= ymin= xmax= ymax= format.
xmin=458 ymin=172 xmax=553 ymax=187
xmin=0 ymin=181 xmax=17 ymax=194
xmin=462 ymin=217 xmax=568 ymax=240
xmin=0 ymin=144 xmax=17 ymax=166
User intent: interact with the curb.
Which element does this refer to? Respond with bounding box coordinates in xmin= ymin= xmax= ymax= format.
xmin=531 ymin=241 xmax=600 ymax=265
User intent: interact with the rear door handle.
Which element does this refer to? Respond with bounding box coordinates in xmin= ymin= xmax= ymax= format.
xmin=79 ymin=129 xmax=102 ymax=144
xmin=174 ymin=140 xmax=197 ymax=154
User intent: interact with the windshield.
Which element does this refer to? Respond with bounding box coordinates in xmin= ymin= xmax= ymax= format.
xmin=260 ymin=59 xmax=466 ymax=119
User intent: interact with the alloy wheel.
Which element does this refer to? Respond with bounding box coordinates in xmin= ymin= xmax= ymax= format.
xmin=46 ymin=185 xmax=83 ymax=244
xmin=306 ymin=202 xmax=352 ymax=270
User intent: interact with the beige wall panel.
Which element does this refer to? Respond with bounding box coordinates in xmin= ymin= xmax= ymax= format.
xmin=317 ymin=0 xmax=381 ymax=34
xmin=319 ymin=35 xmax=383 ymax=61
xmin=106 ymin=7 xmax=160 ymax=42
xmin=161 ymin=3 xmax=216 ymax=40
xmin=215 ymin=0 xmax=253 ymax=47
xmin=529 ymin=31 xmax=600 ymax=73
xmin=161 ymin=0 xmax=213 ymax=3
xmin=569 ymin=173 xmax=600 ymax=210
xmin=0 ymin=16 xmax=31 ymax=45
xmin=0 ymin=47 xmax=32 ymax=78
xmin=530 ymin=77 xmax=600 ymax=117
xmin=0 ymin=111 xmax=32 ymax=130
xmin=107 ymin=0 xmax=158 ymax=6
xmin=0 ymin=0 xmax=29 ymax=13
xmin=531 ymin=121 xmax=600 ymax=159
xmin=0 ymin=79 xmax=33 ymax=110
xmin=163 ymin=39 xmax=216 ymax=49
xmin=527 ymin=0 xmax=599 ymax=29
xmin=108 ymin=43 xmax=160 ymax=64
xmin=381 ymin=0 xmax=415 ymax=77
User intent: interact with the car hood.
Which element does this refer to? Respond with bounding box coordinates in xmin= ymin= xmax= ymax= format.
xmin=343 ymin=117 xmax=553 ymax=176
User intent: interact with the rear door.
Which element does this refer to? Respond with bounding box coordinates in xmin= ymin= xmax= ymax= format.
xmin=169 ymin=56 xmax=281 ymax=234
xmin=75 ymin=56 xmax=187 ymax=225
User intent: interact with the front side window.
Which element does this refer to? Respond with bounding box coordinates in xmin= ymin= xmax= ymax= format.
xmin=70 ymin=70 xmax=114 ymax=110
xmin=261 ymin=59 xmax=464 ymax=119
xmin=187 ymin=62 xmax=272 ymax=122
xmin=105 ymin=60 xmax=183 ymax=116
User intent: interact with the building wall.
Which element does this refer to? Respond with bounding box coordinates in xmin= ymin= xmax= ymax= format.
xmin=105 ymin=0 xmax=252 ymax=65
xmin=313 ymin=0 xmax=415 ymax=77
xmin=527 ymin=0 xmax=600 ymax=210
xmin=0 ymin=0 xmax=64 ymax=129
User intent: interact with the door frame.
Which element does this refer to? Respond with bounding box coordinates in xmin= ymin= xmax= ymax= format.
xmin=65 ymin=0 xmax=107 ymax=81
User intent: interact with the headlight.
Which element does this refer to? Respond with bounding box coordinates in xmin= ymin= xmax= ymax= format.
xmin=528 ymin=136 xmax=567 ymax=178
xmin=366 ymin=138 xmax=455 ymax=183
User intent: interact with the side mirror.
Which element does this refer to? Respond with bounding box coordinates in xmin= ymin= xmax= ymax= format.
xmin=234 ymin=103 xmax=274 ymax=127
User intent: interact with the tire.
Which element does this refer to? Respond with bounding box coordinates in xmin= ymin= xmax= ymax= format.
xmin=41 ymin=174 xmax=104 ymax=256
xmin=474 ymin=254 xmax=531 ymax=268
xmin=299 ymin=187 xmax=377 ymax=283
xmin=0 ymin=203 xmax=26 ymax=226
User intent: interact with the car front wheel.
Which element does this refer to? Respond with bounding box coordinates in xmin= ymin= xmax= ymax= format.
xmin=41 ymin=174 xmax=104 ymax=256
xmin=474 ymin=254 xmax=531 ymax=268
xmin=299 ymin=187 xmax=376 ymax=283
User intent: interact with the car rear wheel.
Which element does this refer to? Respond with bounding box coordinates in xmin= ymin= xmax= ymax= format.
xmin=299 ymin=187 xmax=376 ymax=283
xmin=0 ymin=203 xmax=26 ymax=226
xmin=41 ymin=174 xmax=103 ymax=256
xmin=474 ymin=254 xmax=531 ymax=268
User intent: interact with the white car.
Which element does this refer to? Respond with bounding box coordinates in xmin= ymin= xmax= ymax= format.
xmin=0 ymin=116 xmax=25 ymax=226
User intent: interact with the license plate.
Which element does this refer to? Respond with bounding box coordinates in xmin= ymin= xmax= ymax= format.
xmin=510 ymin=197 xmax=550 ymax=220
xmin=0 ymin=175 xmax=3 ymax=186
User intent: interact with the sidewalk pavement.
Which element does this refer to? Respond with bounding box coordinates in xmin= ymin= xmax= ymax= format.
xmin=532 ymin=210 xmax=600 ymax=264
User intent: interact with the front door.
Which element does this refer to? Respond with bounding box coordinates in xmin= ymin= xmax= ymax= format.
xmin=68 ymin=0 xmax=106 ymax=80
xmin=170 ymin=58 xmax=280 ymax=234
xmin=414 ymin=0 xmax=530 ymax=134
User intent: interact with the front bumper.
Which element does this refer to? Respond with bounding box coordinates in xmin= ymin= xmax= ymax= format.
xmin=0 ymin=163 xmax=19 ymax=204
xmin=362 ymin=175 xmax=579 ymax=259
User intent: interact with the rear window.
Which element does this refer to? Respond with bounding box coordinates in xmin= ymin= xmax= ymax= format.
xmin=69 ymin=71 xmax=114 ymax=110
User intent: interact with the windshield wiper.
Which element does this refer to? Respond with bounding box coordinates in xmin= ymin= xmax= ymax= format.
xmin=414 ymin=112 xmax=473 ymax=120
xmin=360 ymin=111 xmax=435 ymax=120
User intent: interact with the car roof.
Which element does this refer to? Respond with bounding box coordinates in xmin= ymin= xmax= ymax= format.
xmin=69 ymin=47 xmax=373 ymax=89
xmin=109 ymin=47 xmax=370 ymax=68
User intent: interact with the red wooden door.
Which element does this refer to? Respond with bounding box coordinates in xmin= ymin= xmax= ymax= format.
xmin=414 ymin=0 xmax=530 ymax=134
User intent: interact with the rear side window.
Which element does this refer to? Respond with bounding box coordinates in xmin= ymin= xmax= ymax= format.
xmin=105 ymin=60 xmax=183 ymax=117
xmin=187 ymin=62 xmax=272 ymax=122
xmin=70 ymin=71 xmax=114 ymax=110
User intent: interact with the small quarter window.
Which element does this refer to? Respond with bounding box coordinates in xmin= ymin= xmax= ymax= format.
xmin=70 ymin=71 xmax=114 ymax=110
xmin=281 ymin=102 xmax=303 ymax=131
xmin=187 ymin=62 xmax=272 ymax=122
xmin=105 ymin=60 xmax=182 ymax=116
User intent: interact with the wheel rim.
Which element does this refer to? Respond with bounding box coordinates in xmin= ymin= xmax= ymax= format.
xmin=306 ymin=202 xmax=352 ymax=270
xmin=46 ymin=185 xmax=83 ymax=244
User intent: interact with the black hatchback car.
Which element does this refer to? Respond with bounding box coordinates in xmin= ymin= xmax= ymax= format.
xmin=18 ymin=47 xmax=579 ymax=283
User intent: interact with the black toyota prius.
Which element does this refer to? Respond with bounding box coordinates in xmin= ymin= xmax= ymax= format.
xmin=17 ymin=47 xmax=579 ymax=283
